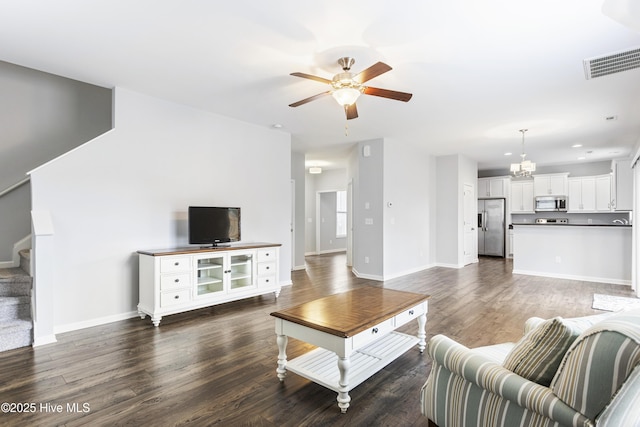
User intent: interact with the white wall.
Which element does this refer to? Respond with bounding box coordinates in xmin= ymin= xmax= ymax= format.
xmin=383 ymin=138 xmax=435 ymax=278
xmin=29 ymin=87 xmax=291 ymax=334
xmin=436 ymin=154 xmax=478 ymax=267
xmin=351 ymin=139 xmax=385 ymax=279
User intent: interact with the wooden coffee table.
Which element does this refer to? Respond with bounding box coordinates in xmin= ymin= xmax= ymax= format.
xmin=270 ymin=287 xmax=429 ymax=413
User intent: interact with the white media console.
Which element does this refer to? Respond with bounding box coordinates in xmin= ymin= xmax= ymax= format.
xmin=137 ymin=243 xmax=281 ymax=326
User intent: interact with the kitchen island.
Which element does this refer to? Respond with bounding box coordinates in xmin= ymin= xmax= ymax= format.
xmin=512 ymin=224 xmax=632 ymax=285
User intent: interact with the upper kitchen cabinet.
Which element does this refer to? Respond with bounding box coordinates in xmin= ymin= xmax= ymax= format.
xmin=612 ymin=159 xmax=633 ymax=211
xmin=511 ymin=180 xmax=534 ymax=213
xmin=533 ymin=173 xmax=569 ymax=196
xmin=568 ymin=174 xmax=612 ymax=212
xmin=478 ymin=177 xmax=508 ymax=198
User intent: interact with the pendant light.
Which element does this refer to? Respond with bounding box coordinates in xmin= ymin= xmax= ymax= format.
xmin=510 ymin=129 xmax=536 ymax=177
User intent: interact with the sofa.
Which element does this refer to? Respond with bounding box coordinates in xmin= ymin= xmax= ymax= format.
xmin=420 ymin=309 xmax=640 ymax=427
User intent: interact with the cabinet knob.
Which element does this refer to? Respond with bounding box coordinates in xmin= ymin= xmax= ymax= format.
xmin=174 ymin=278 xmax=180 ymax=283
xmin=372 ymin=327 xmax=379 ymax=334
xmin=174 ymin=295 xmax=180 ymax=299
xmin=265 ymin=279 xmax=269 ymax=283
xmin=174 ymin=262 xmax=179 ymax=266
xmin=409 ymin=310 xmax=414 ymax=315
xmin=266 ymin=266 xmax=270 ymax=270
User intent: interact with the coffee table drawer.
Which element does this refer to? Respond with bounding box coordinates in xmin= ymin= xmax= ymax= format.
xmin=394 ymin=302 xmax=426 ymax=327
xmin=352 ymin=318 xmax=395 ymax=349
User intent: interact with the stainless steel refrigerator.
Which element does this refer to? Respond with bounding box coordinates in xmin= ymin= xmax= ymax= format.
xmin=477 ymin=198 xmax=505 ymax=257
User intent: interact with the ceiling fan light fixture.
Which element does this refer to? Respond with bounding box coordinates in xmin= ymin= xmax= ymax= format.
xmin=331 ymin=87 xmax=362 ymax=106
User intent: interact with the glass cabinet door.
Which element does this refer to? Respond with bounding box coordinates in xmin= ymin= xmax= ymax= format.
xmin=195 ymin=254 xmax=225 ymax=297
xmin=229 ymin=252 xmax=254 ymax=291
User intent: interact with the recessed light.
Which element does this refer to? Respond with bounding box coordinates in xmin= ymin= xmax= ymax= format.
xmin=272 ymin=123 xmax=283 ymax=129
xmin=578 ymin=156 xmax=586 ymax=160
xmin=504 ymin=152 xmax=512 ymax=156
xmin=571 ymin=144 xmax=582 ymax=148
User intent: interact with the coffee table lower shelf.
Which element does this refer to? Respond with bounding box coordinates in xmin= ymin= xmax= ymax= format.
xmin=286 ymin=331 xmax=418 ymax=393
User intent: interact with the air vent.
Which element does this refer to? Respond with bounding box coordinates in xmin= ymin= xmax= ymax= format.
xmin=583 ymin=47 xmax=640 ymax=79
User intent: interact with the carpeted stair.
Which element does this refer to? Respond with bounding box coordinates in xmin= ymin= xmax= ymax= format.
xmin=0 ymin=250 xmax=33 ymax=352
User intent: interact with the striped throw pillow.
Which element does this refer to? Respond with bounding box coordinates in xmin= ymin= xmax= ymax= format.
xmin=503 ymin=317 xmax=579 ymax=386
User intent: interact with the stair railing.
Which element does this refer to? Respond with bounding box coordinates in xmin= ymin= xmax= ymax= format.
xmin=0 ymin=177 xmax=30 ymax=199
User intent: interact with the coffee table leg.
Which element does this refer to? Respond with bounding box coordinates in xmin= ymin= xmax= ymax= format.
xmin=417 ymin=313 xmax=427 ymax=353
xmin=276 ymin=334 xmax=288 ymax=381
xmin=337 ymin=356 xmax=351 ymax=413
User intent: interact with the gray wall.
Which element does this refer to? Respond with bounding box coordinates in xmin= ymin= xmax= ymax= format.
xmin=290 ymin=151 xmax=306 ymax=270
xmin=0 ymin=61 xmax=112 ymax=260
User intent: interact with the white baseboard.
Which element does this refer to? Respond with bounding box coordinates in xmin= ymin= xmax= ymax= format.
xmin=351 ymin=267 xmax=383 ymax=281
xmin=382 ymin=263 xmax=437 ymax=280
xmin=54 ymin=310 xmax=139 ymax=334
xmin=292 ymin=264 xmax=306 ymax=271
xmin=512 ymin=269 xmax=632 ymax=286
xmin=33 ymin=334 xmax=57 ymax=347
xmin=434 ymin=262 xmax=466 ymax=269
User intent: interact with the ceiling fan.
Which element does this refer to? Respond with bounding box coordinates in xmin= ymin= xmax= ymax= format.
xmin=289 ymin=57 xmax=413 ymax=120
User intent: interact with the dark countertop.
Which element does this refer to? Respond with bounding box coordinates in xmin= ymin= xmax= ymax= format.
xmin=511 ymin=223 xmax=631 ymax=227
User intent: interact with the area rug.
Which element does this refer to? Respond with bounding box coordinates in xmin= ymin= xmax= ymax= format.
xmin=592 ymin=294 xmax=640 ymax=312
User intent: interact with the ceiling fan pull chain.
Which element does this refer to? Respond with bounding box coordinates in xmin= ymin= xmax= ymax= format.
xmin=345 ymin=119 xmax=349 ymax=136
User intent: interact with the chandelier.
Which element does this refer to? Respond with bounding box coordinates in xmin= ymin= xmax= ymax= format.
xmin=510 ymin=129 xmax=536 ymax=177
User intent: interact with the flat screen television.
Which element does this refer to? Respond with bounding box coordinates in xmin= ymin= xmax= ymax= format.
xmin=188 ymin=206 xmax=241 ymax=247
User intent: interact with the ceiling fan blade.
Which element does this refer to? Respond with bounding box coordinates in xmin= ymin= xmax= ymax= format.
xmin=289 ymin=91 xmax=331 ymax=107
xmin=290 ymin=72 xmax=332 ymax=85
xmin=354 ymin=62 xmax=392 ymax=83
xmin=345 ymin=103 xmax=358 ymax=120
xmin=363 ymin=86 xmax=413 ymax=102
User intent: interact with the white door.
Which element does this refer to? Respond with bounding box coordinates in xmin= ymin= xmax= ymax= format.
xmin=463 ymin=183 xmax=477 ymax=265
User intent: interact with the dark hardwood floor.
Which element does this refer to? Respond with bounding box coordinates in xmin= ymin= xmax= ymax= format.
xmin=0 ymin=254 xmax=635 ymax=426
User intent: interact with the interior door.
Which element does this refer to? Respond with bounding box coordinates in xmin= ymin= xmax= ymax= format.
xmin=463 ymin=183 xmax=477 ymax=265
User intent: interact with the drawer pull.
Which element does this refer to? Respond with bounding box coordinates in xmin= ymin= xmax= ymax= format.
xmin=174 ymin=295 xmax=180 ymax=299
xmin=174 ymin=278 xmax=180 ymax=283
xmin=372 ymin=327 xmax=379 ymax=334
xmin=174 ymin=262 xmax=180 ymax=266
xmin=265 ymin=279 xmax=270 ymax=283
xmin=409 ymin=310 xmax=414 ymax=315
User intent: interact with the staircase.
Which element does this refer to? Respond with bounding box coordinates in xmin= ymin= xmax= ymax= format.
xmin=0 ymin=249 xmax=33 ymax=352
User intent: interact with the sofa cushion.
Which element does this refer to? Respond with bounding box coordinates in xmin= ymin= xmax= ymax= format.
xmin=503 ymin=317 xmax=579 ymax=386
xmin=551 ymin=309 xmax=640 ymax=420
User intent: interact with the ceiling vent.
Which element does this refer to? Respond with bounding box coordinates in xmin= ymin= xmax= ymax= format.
xmin=583 ymin=47 xmax=640 ymax=79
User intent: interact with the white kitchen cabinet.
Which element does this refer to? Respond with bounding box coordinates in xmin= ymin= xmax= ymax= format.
xmin=612 ymin=159 xmax=633 ymax=211
xmin=533 ymin=173 xmax=569 ymax=196
xmin=568 ymin=177 xmax=596 ymax=211
xmin=478 ymin=177 xmax=508 ymax=198
xmin=138 ymin=243 xmax=281 ymax=326
xmin=568 ymin=175 xmax=611 ymax=212
xmin=595 ymin=174 xmax=612 ymax=211
xmin=510 ymin=180 xmax=534 ymax=213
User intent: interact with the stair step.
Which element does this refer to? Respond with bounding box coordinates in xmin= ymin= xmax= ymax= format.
xmin=19 ymin=249 xmax=31 ymax=275
xmin=0 ymin=320 xmax=32 ymax=352
xmin=0 ymin=268 xmax=32 ymax=297
xmin=0 ymin=296 xmax=31 ymax=322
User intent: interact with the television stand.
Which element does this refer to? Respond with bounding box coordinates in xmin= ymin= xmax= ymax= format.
xmin=137 ymin=243 xmax=281 ymax=326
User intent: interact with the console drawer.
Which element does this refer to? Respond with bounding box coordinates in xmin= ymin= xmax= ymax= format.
xmin=352 ymin=318 xmax=395 ymax=349
xmin=257 ymin=248 xmax=277 ymax=262
xmin=394 ymin=302 xmax=426 ymax=327
xmin=257 ymin=262 xmax=276 ymax=276
xmin=160 ymin=273 xmax=191 ymax=290
xmin=160 ymin=289 xmax=190 ymax=307
xmin=257 ymin=276 xmax=276 ymax=288
xmin=160 ymin=257 xmax=190 ymax=273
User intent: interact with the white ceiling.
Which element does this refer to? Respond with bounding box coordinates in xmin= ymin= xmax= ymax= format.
xmin=1 ymin=0 xmax=639 ymax=171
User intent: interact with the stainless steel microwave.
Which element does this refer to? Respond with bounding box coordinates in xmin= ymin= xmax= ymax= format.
xmin=535 ymin=196 xmax=567 ymax=212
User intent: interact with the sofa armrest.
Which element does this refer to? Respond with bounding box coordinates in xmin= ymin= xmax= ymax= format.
xmin=425 ymin=335 xmax=592 ymax=427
